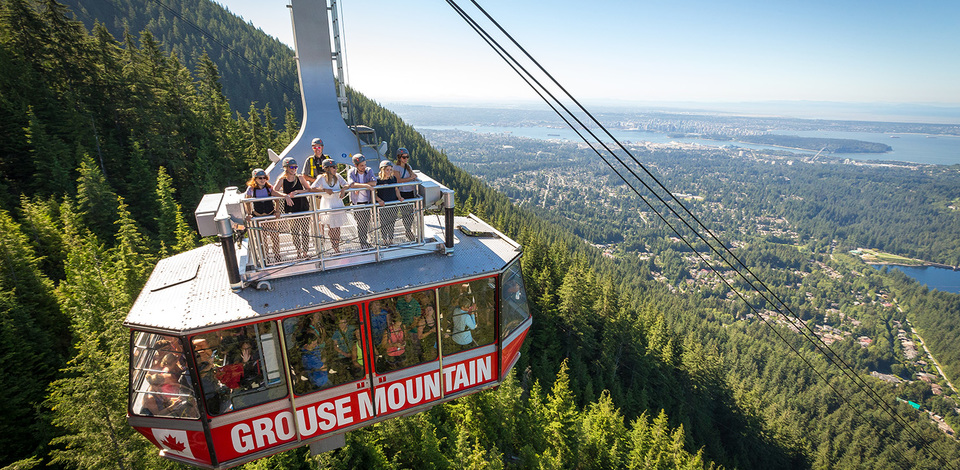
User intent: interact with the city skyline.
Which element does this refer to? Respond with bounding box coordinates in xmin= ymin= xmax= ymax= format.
xmin=215 ymin=0 xmax=960 ymax=120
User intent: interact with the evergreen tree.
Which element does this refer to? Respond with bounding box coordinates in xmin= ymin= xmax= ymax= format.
xmin=18 ymin=195 xmax=66 ymax=280
xmin=539 ymin=360 xmax=580 ymax=468
xmin=75 ymin=153 xmax=118 ymax=242
xmin=0 ymin=210 xmax=65 ymax=466
xmin=46 ymin=201 xmax=161 ymax=470
xmin=154 ymin=166 xmax=178 ymax=251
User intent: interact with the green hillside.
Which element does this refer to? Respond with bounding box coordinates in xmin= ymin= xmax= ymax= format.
xmin=59 ymin=0 xmax=300 ymax=119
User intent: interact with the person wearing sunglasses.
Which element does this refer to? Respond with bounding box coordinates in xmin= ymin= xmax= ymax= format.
xmin=393 ymin=147 xmax=419 ymax=242
xmin=346 ymin=154 xmax=378 ymax=249
xmin=244 ymin=168 xmax=289 ymax=262
xmin=302 ymin=137 xmax=328 ymax=184
xmin=274 ymin=157 xmax=313 ymax=259
xmin=309 ymin=158 xmax=357 ymax=253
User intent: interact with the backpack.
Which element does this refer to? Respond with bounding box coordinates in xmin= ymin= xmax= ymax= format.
xmin=249 ymin=185 xmax=274 ymax=215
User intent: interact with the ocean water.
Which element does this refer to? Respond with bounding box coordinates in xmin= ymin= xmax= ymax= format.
xmin=772 ymin=130 xmax=960 ymax=166
xmin=418 ymin=125 xmax=960 ymax=166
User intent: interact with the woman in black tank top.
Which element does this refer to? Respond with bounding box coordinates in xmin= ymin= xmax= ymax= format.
xmin=274 ymin=157 xmax=313 ymax=258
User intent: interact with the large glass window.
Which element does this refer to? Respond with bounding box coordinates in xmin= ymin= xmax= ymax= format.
xmin=369 ymin=290 xmax=439 ymax=373
xmin=191 ymin=322 xmax=286 ymax=416
xmin=500 ymin=262 xmax=531 ymax=339
xmin=439 ymin=278 xmax=496 ymax=354
xmin=283 ymin=306 xmax=365 ymax=395
xmin=129 ymin=332 xmax=199 ymax=419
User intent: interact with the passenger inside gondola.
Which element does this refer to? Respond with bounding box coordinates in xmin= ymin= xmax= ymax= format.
xmin=193 ymin=337 xmax=230 ymax=415
xmin=438 ymin=279 xmax=495 ymax=353
xmin=331 ymin=316 xmax=357 ymax=378
xmin=136 ymin=337 xmax=198 ymax=418
xmin=369 ymin=300 xmax=389 ymax=345
xmin=236 ymin=340 xmax=262 ymax=389
xmin=451 ymin=295 xmax=478 ymax=349
xmin=353 ymin=328 xmax=364 ymax=371
xmin=298 ymin=326 xmax=329 ymax=389
xmin=415 ymin=304 xmax=438 ymax=362
xmin=141 ymin=373 xmax=169 ymax=416
xmin=284 ymin=311 xmax=337 ymax=393
xmin=379 ymin=312 xmax=407 ymax=369
xmin=397 ymin=293 xmax=422 ymax=357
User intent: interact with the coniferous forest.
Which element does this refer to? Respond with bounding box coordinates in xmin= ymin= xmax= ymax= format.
xmin=1 ymin=0 xmax=959 ymax=469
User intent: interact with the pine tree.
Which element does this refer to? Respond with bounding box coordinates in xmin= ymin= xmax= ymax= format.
xmin=75 ymin=153 xmax=118 ymax=242
xmin=18 ymin=195 xmax=66 ymax=280
xmin=23 ymin=107 xmax=73 ymax=195
xmin=47 ymin=202 xmax=160 ymax=470
xmin=154 ymin=166 xmax=178 ymax=251
xmin=113 ymin=196 xmax=153 ymax=304
xmin=0 ymin=210 xmax=65 ymax=465
xmin=539 ymin=360 xmax=579 ymax=468
xmin=578 ymin=391 xmax=628 ymax=469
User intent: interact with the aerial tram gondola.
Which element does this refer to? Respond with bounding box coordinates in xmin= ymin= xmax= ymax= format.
xmin=122 ymin=1 xmax=533 ymax=467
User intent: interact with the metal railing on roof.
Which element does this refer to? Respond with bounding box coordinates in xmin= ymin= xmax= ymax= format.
xmin=241 ymin=184 xmax=428 ymax=273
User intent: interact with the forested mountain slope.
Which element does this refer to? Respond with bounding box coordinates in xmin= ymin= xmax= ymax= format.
xmin=60 ymin=0 xmax=299 ymax=119
xmin=1 ymin=0 xmax=959 ymax=468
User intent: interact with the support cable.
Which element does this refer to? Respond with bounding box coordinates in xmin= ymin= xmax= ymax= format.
xmin=460 ymin=2 xmax=923 ymax=445
xmin=446 ymin=1 xmax=951 ymax=467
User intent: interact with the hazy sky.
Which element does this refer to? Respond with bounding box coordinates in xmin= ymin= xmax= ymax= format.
xmin=214 ymin=0 xmax=960 ymax=107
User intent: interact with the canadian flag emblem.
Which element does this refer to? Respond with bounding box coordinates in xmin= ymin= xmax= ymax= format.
xmin=152 ymin=429 xmax=194 ymax=460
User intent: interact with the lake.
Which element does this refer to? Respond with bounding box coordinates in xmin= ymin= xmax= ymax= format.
xmin=871 ymin=265 xmax=960 ymax=295
xmin=418 ymin=125 xmax=960 ymax=166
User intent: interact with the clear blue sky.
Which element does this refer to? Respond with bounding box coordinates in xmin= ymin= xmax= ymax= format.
xmin=215 ymin=0 xmax=960 ymax=108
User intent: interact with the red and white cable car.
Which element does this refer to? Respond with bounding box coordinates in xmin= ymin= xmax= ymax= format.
xmin=122 ymin=1 xmax=532 ymax=468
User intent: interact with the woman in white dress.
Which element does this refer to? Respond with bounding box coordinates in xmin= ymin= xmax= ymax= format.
xmin=310 ymin=158 xmax=352 ymax=253
xmin=310 ymin=159 xmax=353 ymax=253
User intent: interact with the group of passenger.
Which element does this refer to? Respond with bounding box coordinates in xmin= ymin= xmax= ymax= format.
xmin=139 ymin=337 xmax=198 ymax=418
xmin=286 ymin=307 xmax=365 ymax=394
xmin=140 ymin=280 xmax=497 ymax=417
xmin=192 ymin=327 xmax=266 ymax=415
xmin=369 ymin=292 xmax=441 ymax=371
xmin=244 ymin=138 xmax=419 ymax=259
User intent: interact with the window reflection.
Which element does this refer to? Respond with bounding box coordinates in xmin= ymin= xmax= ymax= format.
xmin=130 ymin=333 xmax=199 ymax=419
xmin=283 ymin=306 xmax=364 ymax=395
xmin=191 ymin=322 xmax=286 ymax=416
xmin=440 ymin=278 xmax=496 ymax=354
xmin=371 ymin=290 xmax=439 ymax=373
xmin=500 ymin=262 xmax=531 ymax=339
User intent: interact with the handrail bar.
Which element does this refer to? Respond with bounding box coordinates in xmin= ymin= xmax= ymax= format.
xmin=241 ymin=192 xmax=428 ymax=273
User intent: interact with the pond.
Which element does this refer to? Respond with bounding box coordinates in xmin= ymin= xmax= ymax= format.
xmin=871 ymin=264 xmax=960 ymax=295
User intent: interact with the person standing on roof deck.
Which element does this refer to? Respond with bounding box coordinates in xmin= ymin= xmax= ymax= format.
xmin=244 ymin=168 xmax=290 ymax=262
xmin=393 ymin=147 xmax=419 ymax=241
xmin=274 ymin=157 xmax=313 ymax=259
xmin=346 ymin=154 xmax=378 ymax=249
xmin=375 ymin=160 xmax=404 ymax=245
xmin=309 ymin=158 xmax=355 ymax=253
xmin=302 ymin=137 xmax=328 ymax=184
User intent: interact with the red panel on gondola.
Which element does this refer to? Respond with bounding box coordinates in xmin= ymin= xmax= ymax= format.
xmin=444 ymin=352 xmax=497 ymax=395
xmin=501 ymin=328 xmax=529 ymax=372
xmin=292 ymin=388 xmax=376 ymax=440
xmin=210 ymin=407 xmax=298 ymax=462
xmin=135 ymin=426 xmax=211 ymax=466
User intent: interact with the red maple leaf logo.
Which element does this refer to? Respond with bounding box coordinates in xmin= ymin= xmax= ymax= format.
xmin=160 ymin=434 xmax=187 ymax=453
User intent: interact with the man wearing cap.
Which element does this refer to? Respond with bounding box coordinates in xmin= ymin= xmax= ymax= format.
xmin=347 ymin=154 xmax=377 ymax=249
xmin=302 ymin=137 xmax=328 ymax=184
